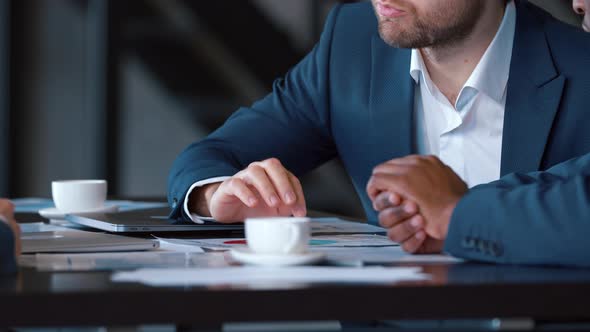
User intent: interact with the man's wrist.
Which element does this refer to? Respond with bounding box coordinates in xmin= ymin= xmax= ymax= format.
xmin=189 ymin=183 xmax=221 ymax=217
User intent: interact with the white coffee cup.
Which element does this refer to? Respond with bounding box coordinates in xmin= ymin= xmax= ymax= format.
xmin=245 ymin=217 xmax=311 ymax=255
xmin=51 ymin=180 xmax=107 ymax=213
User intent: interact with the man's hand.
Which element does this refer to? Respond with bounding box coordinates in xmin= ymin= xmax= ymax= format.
xmin=370 ymin=190 xmax=445 ymax=253
xmin=189 ymin=158 xmax=306 ymax=223
xmin=0 ymin=199 xmax=20 ymax=257
xmin=367 ymin=155 xmax=468 ymax=253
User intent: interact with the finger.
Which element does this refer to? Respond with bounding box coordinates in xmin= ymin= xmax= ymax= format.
xmin=374 ymin=191 xmax=403 ymax=211
xmin=367 ymin=173 xmax=411 ymax=198
xmin=373 ymin=191 xmax=389 ymax=210
xmin=367 ymin=174 xmax=406 ymax=201
xmin=241 ymin=165 xmax=280 ymax=207
xmin=401 ymin=230 xmax=427 ymax=254
xmin=386 ymin=155 xmax=438 ymax=166
xmin=372 ymin=163 xmax=413 ymax=176
xmin=366 ymin=177 xmax=383 ymax=202
xmin=288 ymin=173 xmax=307 ymax=217
xmin=388 ymin=192 xmax=402 ymax=206
xmin=379 ymin=155 xmax=444 ymax=175
xmin=223 ymin=178 xmax=259 ymax=208
xmin=379 ymin=202 xmax=418 ymax=228
xmin=384 ymin=214 xmax=424 ymax=243
xmin=383 ymin=155 xmax=423 ymax=166
xmin=261 ymin=158 xmax=297 ymax=205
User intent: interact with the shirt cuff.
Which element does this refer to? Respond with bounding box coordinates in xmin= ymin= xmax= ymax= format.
xmin=183 ymin=176 xmax=232 ymax=224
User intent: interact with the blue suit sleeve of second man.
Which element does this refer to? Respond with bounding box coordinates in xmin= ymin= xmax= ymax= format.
xmin=0 ymin=222 xmax=16 ymax=275
xmin=445 ymin=153 xmax=590 ymax=267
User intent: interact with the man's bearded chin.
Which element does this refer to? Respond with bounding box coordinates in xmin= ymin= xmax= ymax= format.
xmin=377 ymin=1 xmax=485 ymax=49
xmin=377 ymin=19 xmax=436 ymax=49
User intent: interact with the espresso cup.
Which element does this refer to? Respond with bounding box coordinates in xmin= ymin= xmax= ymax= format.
xmin=245 ymin=217 xmax=311 ymax=255
xmin=52 ymin=180 xmax=107 ymax=213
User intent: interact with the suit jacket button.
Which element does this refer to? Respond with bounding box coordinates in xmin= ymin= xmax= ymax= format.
xmin=462 ymin=237 xmax=471 ymax=248
xmin=476 ymin=239 xmax=488 ymax=253
xmin=462 ymin=237 xmax=475 ymax=249
xmin=491 ymin=243 xmax=503 ymax=257
xmin=483 ymin=240 xmax=491 ymax=253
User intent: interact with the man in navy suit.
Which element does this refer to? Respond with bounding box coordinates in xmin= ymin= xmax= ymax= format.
xmin=367 ymin=0 xmax=590 ymax=267
xmin=0 ymin=199 xmax=19 ymax=275
xmin=168 ymin=0 xmax=590 ymax=265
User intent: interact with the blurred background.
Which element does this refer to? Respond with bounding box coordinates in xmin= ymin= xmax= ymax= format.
xmin=0 ymin=0 xmax=582 ymax=218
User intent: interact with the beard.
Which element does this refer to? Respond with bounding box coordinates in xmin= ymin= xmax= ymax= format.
xmin=375 ymin=0 xmax=487 ymax=49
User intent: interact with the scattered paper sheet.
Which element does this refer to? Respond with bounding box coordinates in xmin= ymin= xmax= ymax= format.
xmin=157 ymin=238 xmax=206 ymax=253
xmin=311 ymin=218 xmax=386 ymax=234
xmin=158 ymin=234 xmax=398 ymax=251
xmin=317 ymin=246 xmax=462 ymax=266
xmin=112 ymin=266 xmax=428 ymax=286
xmin=310 ymin=234 xmax=396 ymax=247
xmin=21 ymin=251 xmax=230 ymax=271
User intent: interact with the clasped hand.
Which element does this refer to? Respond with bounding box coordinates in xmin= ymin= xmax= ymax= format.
xmin=366 ymin=155 xmax=468 ymax=254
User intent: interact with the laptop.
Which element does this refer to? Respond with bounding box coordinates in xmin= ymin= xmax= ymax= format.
xmin=65 ymin=207 xmax=244 ymax=233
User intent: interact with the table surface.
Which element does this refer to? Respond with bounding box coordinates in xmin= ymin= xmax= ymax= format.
xmin=2 ymin=212 xmax=590 ymax=327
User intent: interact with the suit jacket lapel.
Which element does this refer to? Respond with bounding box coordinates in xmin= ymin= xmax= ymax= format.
xmin=501 ymin=1 xmax=565 ymax=176
xmin=369 ymin=35 xmax=414 ymax=165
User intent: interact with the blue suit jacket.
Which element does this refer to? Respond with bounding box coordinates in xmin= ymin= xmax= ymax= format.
xmin=169 ymin=1 xmax=590 ymax=266
xmin=0 ymin=222 xmax=16 ymax=275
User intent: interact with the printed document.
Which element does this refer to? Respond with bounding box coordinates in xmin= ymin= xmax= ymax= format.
xmin=112 ymin=266 xmax=428 ymax=286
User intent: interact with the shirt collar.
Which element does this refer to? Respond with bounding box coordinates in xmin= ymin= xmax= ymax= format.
xmin=410 ymin=47 xmax=436 ymax=95
xmin=410 ymin=46 xmax=424 ymax=84
xmin=409 ymin=1 xmax=516 ymax=102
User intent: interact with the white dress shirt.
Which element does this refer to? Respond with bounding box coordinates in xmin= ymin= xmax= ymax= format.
xmin=185 ymin=1 xmax=517 ymax=222
xmin=412 ymin=1 xmax=516 ymax=188
xmin=183 ymin=176 xmax=231 ymax=223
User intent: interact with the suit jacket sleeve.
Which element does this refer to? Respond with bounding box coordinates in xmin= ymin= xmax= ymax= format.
xmin=445 ymin=153 xmax=590 ymax=267
xmin=167 ymin=6 xmax=344 ymax=218
xmin=0 ymin=222 xmax=16 ymax=275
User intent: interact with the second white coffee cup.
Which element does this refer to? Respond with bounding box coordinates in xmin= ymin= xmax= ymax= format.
xmin=52 ymin=180 xmax=107 ymax=213
xmin=245 ymin=217 xmax=311 ymax=255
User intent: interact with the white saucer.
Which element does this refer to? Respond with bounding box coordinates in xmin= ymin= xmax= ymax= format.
xmin=230 ymin=247 xmax=326 ymax=267
xmin=38 ymin=205 xmax=119 ymax=220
